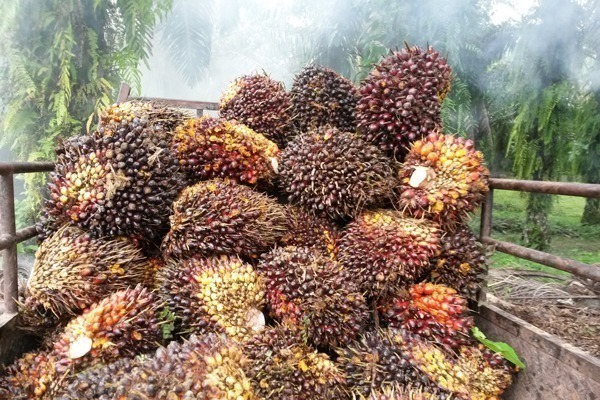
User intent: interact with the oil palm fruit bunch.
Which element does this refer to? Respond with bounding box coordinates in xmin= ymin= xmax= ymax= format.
xmin=336 ymin=329 xmax=448 ymax=399
xmin=98 ymin=100 xmax=187 ymax=134
xmin=157 ymin=254 xmax=265 ymax=342
xmin=20 ymin=225 xmax=147 ymax=328
xmin=280 ymin=206 xmax=341 ymax=258
xmin=396 ymin=332 xmax=512 ymax=400
xmin=40 ymin=107 xmax=183 ymax=241
xmin=219 ymin=73 xmax=292 ymax=146
xmin=56 ymin=334 xmax=256 ymax=400
xmin=367 ymin=386 xmax=448 ymax=400
xmin=379 ymin=283 xmax=474 ymax=351
xmin=0 ymin=350 xmax=54 ymax=399
xmin=397 ymin=131 xmax=489 ymax=226
xmin=279 ymin=127 xmax=396 ymax=219
xmin=172 ymin=116 xmax=280 ymax=185
xmin=161 ymin=179 xmax=287 ymax=259
xmin=338 ymin=209 xmax=440 ymax=298
xmin=430 ymin=224 xmax=486 ymax=300
xmin=356 ymin=45 xmax=452 ymax=159
xmin=3 ymin=286 xmax=162 ymax=398
xmin=245 ymin=325 xmax=346 ymax=399
xmin=257 ymin=246 xmax=368 ymax=348
xmin=290 ymin=64 xmax=359 ymax=132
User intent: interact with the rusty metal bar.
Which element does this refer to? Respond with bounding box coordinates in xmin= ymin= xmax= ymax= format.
xmin=489 ymin=178 xmax=600 ymax=198
xmin=0 ymin=162 xmax=54 ymax=175
xmin=481 ymin=236 xmax=600 ymax=282
xmin=0 ymin=225 xmax=38 ymax=251
xmin=0 ymin=174 xmax=18 ymax=313
xmin=479 ymin=188 xmax=493 ymax=241
xmin=117 ymin=82 xmax=131 ymax=103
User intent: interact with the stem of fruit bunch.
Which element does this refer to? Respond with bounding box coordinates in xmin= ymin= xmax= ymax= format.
xmin=370 ymin=298 xmax=380 ymax=329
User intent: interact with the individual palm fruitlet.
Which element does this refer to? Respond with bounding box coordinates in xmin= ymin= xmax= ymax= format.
xmin=290 ymin=64 xmax=359 ymax=132
xmin=396 ymin=331 xmax=513 ymax=400
xmin=356 ymin=45 xmax=452 ymax=159
xmin=219 ymin=73 xmax=292 ymax=146
xmin=279 ymin=127 xmax=396 ymax=219
xmin=161 ymin=179 xmax=287 ymax=259
xmin=336 ymin=329 xmax=447 ymax=399
xmin=172 ymin=116 xmax=280 ymax=185
xmin=280 ymin=206 xmax=341 ymax=258
xmin=56 ymin=334 xmax=256 ymax=400
xmin=20 ymin=225 xmax=147 ymax=327
xmin=379 ymin=283 xmax=474 ymax=351
xmin=397 ymin=131 xmax=489 ymax=226
xmin=338 ymin=209 xmax=440 ymax=298
xmin=245 ymin=325 xmax=346 ymax=399
xmin=430 ymin=224 xmax=486 ymax=300
xmin=158 ymin=254 xmax=265 ymax=342
xmin=2 ymin=286 xmax=162 ymax=398
xmin=257 ymin=246 xmax=368 ymax=348
xmin=39 ymin=102 xmax=185 ymax=241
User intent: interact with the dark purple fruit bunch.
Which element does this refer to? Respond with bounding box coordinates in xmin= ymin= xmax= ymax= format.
xmin=161 ymin=179 xmax=287 ymax=260
xmin=219 ymin=73 xmax=292 ymax=146
xmin=38 ymin=102 xmax=185 ymax=242
xmin=430 ymin=224 xmax=486 ymax=300
xmin=290 ymin=64 xmax=359 ymax=133
xmin=257 ymin=246 xmax=368 ymax=348
xmin=279 ymin=127 xmax=396 ymax=219
xmin=280 ymin=206 xmax=341 ymax=258
xmin=356 ymin=45 xmax=452 ymax=159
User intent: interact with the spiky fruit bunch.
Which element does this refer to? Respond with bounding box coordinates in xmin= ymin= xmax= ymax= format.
xmin=338 ymin=209 xmax=440 ymax=298
xmin=0 ymin=350 xmax=54 ymax=399
xmin=356 ymin=45 xmax=452 ymax=159
xmin=39 ymin=108 xmax=184 ymax=241
xmin=366 ymin=385 xmax=447 ymax=400
xmin=172 ymin=116 xmax=280 ymax=185
xmin=21 ymin=225 xmax=147 ymax=327
xmin=99 ymin=100 xmax=187 ymax=134
xmin=162 ymin=179 xmax=287 ymax=259
xmin=56 ymin=334 xmax=256 ymax=400
xmin=379 ymin=283 xmax=474 ymax=351
xmin=279 ymin=127 xmax=396 ymax=219
xmin=158 ymin=254 xmax=265 ymax=342
xmin=257 ymin=246 xmax=368 ymax=347
xmin=336 ymin=330 xmax=445 ymax=398
xmin=219 ymin=73 xmax=292 ymax=146
xmin=430 ymin=225 xmax=486 ymax=300
xmin=290 ymin=64 xmax=359 ymax=132
xmin=281 ymin=206 xmax=341 ymax=258
xmin=3 ymin=287 xmax=162 ymax=398
xmin=245 ymin=325 xmax=346 ymax=399
xmin=396 ymin=332 xmax=513 ymax=400
xmin=397 ymin=131 xmax=490 ymax=226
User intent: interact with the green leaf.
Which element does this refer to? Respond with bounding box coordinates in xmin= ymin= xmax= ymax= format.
xmin=158 ymin=306 xmax=176 ymax=340
xmin=472 ymin=327 xmax=525 ymax=370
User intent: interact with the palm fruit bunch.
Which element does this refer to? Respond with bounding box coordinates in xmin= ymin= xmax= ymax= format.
xmin=395 ymin=332 xmax=513 ymax=400
xmin=219 ymin=73 xmax=292 ymax=146
xmin=2 ymin=286 xmax=163 ymax=398
xmin=172 ymin=116 xmax=280 ymax=185
xmin=379 ymin=283 xmax=474 ymax=351
xmin=39 ymin=102 xmax=185 ymax=242
xmin=290 ymin=64 xmax=359 ymax=132
xmin=338 ymin=209 xmax=440 ymax=298
xmin=397 ymin=131 xmax=490 ymax=226
xmin=245 ymin=325 xmax=346 ymax=399
xmin=366 ymin=385 xmax=448 ymax=400
xmin=430 ymin=224 xmax=486 ymax=300
xmin=19 ymin=225 xmax=147 ymax=329
xmin=161 ymin=179 xmax=287 ymax=259
xmin=356 ymin=45 xmax=452 ymax=159
xmin=98 ymin=100 xmax=186 ymax=134
xmin=56 ymin=334 xmax=256 ymax=400
xmin=281 ymin=206 xmax=341 ymax=258
xmin=157 ymin=254 xmax=265 ymax=342
xmin=257 ymin=246 xmax=368 ymax=348
xmin=279 ymin=127 xmax=396 ymax=219
xmin=336 ymin=329 xmax=449 ymax=399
